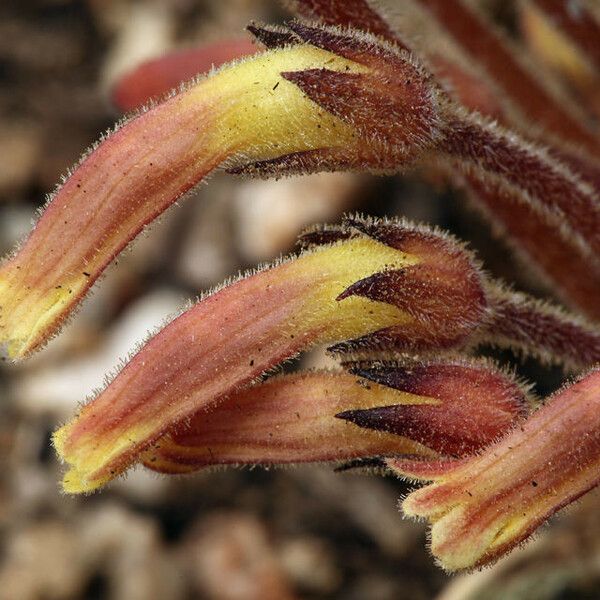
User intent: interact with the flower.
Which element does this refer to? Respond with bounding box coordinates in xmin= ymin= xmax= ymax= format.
xmin=53 ymin=216 xmax=487 ymax=493
xmin=393 ymin=369 xmax=600 ymax=571
xmin=0 ymin=40 xmax=386 ymax=358
xmin=142 ymin=358 xmax=528 ymax=473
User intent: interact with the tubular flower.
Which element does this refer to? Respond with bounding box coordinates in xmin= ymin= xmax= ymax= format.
xmin=392 ymin=369 xmax=600 ymax=572
xmin=141 ymin=359 xmax=528 ymax=473
xmin=9 ymin=0 xmax=600 ymax=574
xmin=4 ymin=17 xmax=599 ymax=360
xmin=53 ymin=217 xmax=486 ymax=494
xmin=0 ymin=30 xmax=442 ymax=359
xmin=0 ymin=43 xmax=363 ymax=359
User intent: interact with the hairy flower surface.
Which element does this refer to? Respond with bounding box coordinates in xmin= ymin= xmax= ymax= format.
xmin=392 ymin=369 xmax=600 ymax=571
xmin=111 ymin=39 xmax=259 ymax=111
xmin=54 ymin=218 xmax=487 ymax=493
xmin=289 ymin=0 xmax=600 ymax=317
xmin=4 ymin=15 xmax=598 ymax=358
xmin=52 ymin=207 xmax=600 ymax=494
xmin=4 ymin=0 xmax=600 ymax=573
xmin=0 ymin=41 xmax=398 ymax=359
xmin=141 ymin=371 xmax=437 ymax=474
xmin=142 ymin=359 xmax=528 ymax=473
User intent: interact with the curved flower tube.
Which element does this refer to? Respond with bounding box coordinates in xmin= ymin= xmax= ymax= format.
xmin=5 ymin=18 xmax=597 ymax=362
xmin=1 ymin=34 xmax=440 ymax=359
xmin=392 ymin=369 xmax=600 ymax=571
xmin=142 ymin=359 xmax=528 ymax=473
xmin=0 ymin=43 xmax=361 ymax=359
xmin=54 ymin=217 xmax=486 ymax=494
xmin=142 ymin=370 xmax=439 ymax=474
xmin=53 ymin=211 xmax=600 ymax=493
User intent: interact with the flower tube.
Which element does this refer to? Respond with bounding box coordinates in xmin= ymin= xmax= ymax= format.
xmin=394 ymin=369 xmax=600 ymax=571
xmin=1 ymin=33 xmax=439 ymax=359
xmin=142 ymin=359 xmax=527 ymax=473
xmin=53 ymin=217 xmax=487 ymax=493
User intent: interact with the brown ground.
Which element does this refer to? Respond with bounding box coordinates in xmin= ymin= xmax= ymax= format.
xmin=0 ymin=1 xmax=598 ymax=599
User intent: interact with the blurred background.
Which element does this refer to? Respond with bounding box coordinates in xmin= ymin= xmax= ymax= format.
xmin=1 ymin=1 xmax=599 ymax=598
